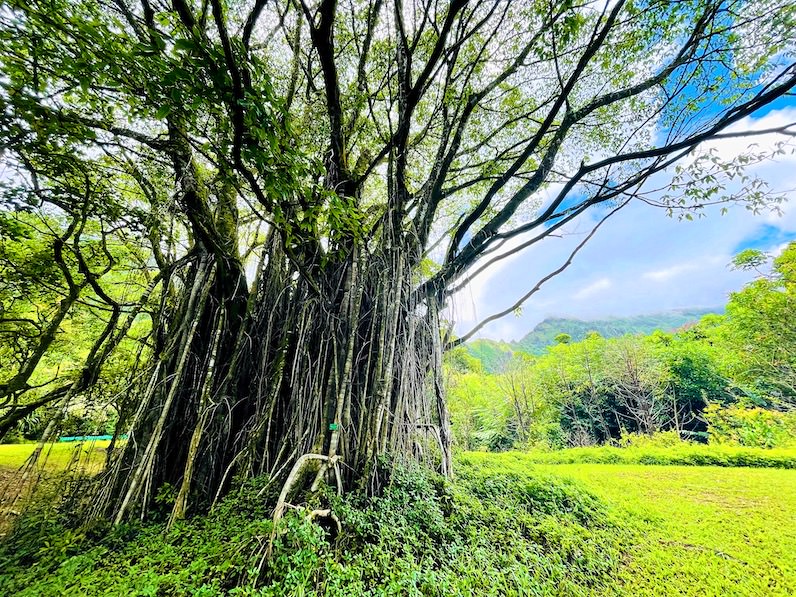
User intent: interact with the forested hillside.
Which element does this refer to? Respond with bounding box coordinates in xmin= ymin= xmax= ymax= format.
xmin=513 ymin=308 xmax=719 ymax=354
xmin=463 ymin=308 xmax=718 ymax=372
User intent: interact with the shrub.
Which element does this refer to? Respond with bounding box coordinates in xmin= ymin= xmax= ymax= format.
xmin=0 ymin=463 xmax=627 ymax=596
xmin=704 ymin=404 xmax=796 ymax=448
xmin=506 ymin=444 xmax=796 ymax=468
xmin=617 ymin=430 xmax=684 ymax=449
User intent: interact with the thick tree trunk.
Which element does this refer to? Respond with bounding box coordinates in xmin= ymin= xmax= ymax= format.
xmin=93 ymin=234 xmax=452 ymax=522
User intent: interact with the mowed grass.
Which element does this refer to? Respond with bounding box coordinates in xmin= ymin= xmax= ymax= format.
xmin=0 ymin=442 xmax=113 ymax=534
xmin=461 ymin=452 xmax=796 ymax=596
xmin=0 ymin=441 xmax=111 ymax=472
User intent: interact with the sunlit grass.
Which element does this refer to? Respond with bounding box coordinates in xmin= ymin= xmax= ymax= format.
xmin=0 ymin=441 xmax=112 ymax=472
xmin=548 ymin=464 xmax=796 ymax=596
xmin=460 ymin=452 xmax=796 ymax=596
xmin=0 ymin=441 xmax=114 ymax=535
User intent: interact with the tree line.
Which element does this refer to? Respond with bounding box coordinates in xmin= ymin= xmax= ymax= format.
xmin=447 ymin=243 xmax=796 ymax=450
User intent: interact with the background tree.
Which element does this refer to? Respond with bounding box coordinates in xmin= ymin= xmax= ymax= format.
xmin=712 ymin=243 xmax=796 ymax=408
xmin=603 ymin=336 xmax=669 ymax=434
xmin=652 ymin=330 xmax=733 ymax=439
xmin=0 ymin=178 xmax=152 ymax=444
xmin=448 ymin=328 xmax=738 ymax=449
xmin=1 ymin=0 xmax=795 ymax=523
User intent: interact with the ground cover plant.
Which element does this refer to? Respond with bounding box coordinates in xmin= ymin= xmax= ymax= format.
xmin=0 ymin=460 xmax=626 ymax=596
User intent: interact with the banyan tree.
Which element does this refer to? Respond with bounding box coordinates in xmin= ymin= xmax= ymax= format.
xmin=0 ymin=0 xmax=794 ymax=522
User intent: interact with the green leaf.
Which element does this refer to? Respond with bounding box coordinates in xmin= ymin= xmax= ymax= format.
xmin=154 ymin=105 xmax=171 ymax=119
xmin=174 ymin=38 xmax=195 ymax=52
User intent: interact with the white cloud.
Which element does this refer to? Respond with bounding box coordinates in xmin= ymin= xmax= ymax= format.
xmin=702 ymin=107 xmax=796 ymax=165
xmin=641 ymin=256 xmax=725 ymax=282
xmin=642 ymin=263 xmax=695 ymax=282
xmin=574 ymin=277 xmax=612 ymax=299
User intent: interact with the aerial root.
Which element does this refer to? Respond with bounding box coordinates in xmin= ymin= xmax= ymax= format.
xmin=306 ymin=508 xmax=342 ymax=536
xmin=258 ymin=453 xmax=343 ymax=572
xmin=270 ymin=453 xmax=341 ymax=526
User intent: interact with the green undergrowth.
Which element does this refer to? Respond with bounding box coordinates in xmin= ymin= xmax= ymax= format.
xmin=0 ymin=462 xmax=626 ymax=596
xmin=490 ymin=444 xmax=796 ymax=468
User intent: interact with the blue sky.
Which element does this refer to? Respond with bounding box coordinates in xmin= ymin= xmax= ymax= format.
xmin=450 ymin=105 xmax=796 ymax=342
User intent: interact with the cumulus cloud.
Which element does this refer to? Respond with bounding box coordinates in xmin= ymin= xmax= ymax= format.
xmin=642 ymin=264 xmax=691 ymax=282
xmin=642 ymin=257 xmax=724 ymax=282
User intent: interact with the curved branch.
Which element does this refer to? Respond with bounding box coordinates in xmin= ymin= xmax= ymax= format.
xmin=449 ymin=199 xmax=629 ymax=349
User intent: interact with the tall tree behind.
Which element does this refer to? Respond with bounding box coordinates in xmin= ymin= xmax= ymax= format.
xmin=718 ymin=243 xmax=796 ymax=407
xmin=1 ymin=0 xmax=794 ymax=522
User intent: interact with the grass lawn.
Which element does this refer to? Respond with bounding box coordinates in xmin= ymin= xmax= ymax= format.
xmin=0 ymin=441 xmax=112 ymax=472
xmin=0 ymin=441 xmax=113 ymax=534
xmin=461 ymin=452 xmax=796 ymax=596
xmin=543 ymin=464 xmax=796 ymax=596
xmin=2 ymin=446 xmax=794 ymax=595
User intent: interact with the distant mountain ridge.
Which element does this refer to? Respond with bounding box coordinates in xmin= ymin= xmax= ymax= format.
xmin=465 ymin=308 xmax=720 ymax=373
xmin=513 ymin=308 xmax=719 ymax=354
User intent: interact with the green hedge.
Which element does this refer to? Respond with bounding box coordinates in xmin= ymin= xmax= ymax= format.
xmin=464 ymin=444 xmax=796 ymax=468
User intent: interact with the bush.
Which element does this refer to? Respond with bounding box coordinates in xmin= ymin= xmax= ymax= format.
xmin=616 ymin=430 xmax=684 ymax=449
xmin=2 ymin=428 xmax=26 ymax=444
xmin=704 ymin=404 xmax=796 ymax=448
xmin=498 ymin=444 xmax=796 ymax=468
xmin=0 ymin=463 xmax=627 ymax=596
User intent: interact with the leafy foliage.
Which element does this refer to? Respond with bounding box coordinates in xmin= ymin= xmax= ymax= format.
xmin=460 ymin=340 xmax=514 ymax=374
xmin=0 ymin=463 xmax=625 ymax=596
xmin=709 ymin=244 xmax=796 ymax=407
xmin=450 ymin=243 xmax=796 ymax=452
xmin=704 ymin=404 xmax=796 ymax=448
xmin=450 ymin=330 xmax=731 ymax=450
